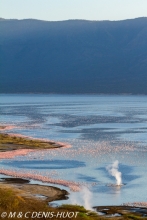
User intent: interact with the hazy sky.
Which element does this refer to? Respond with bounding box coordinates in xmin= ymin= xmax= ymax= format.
xmin=1 ymin=0 xmax=147 ymax=21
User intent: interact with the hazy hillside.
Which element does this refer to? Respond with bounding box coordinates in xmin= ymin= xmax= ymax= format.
xmin=0 ymin=18 xmax=147 ymax=93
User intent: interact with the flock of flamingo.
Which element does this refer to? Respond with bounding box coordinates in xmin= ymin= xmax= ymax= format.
xmin=0 ymin=124 xmax=147 ymax=206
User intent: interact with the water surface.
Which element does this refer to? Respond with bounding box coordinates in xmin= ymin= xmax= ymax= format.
xmin=0 ymin=94 xmax=147 ymax=206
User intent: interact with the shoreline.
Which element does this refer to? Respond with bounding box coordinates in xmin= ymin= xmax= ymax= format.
xmin=0 ymin=177 xmax=68 ymax=203
xmin=0 ymin=127 xmax=80 ymax=191
xmin=0 ymin=178 xmax=147 ymax=219
xmin=0 ymin=125 xmax=16 ymax=131
xmin=0 ymin=123 xmax=71 ymax=149
xmin=94 ymin=205 xmax=147 ymax=218
xmin=0 ymin=169 xmax=81 ymax=192
xmin=0 ymin=131 xmax=71 ymax=159
xmin=0 ymin=124 xmax=147 ymax=218
xmin=0 ymin=132 xmax=67 ymax=159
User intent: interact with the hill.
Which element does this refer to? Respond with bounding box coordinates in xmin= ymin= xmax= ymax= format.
xmin=0 ymin=18 xmax=147 ymax=94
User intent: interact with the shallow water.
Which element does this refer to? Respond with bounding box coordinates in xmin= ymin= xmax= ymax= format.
xmin=0 ymin=94 xmax=147 ymax=207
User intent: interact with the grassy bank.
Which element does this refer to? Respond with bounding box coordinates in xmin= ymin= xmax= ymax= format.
xmin=0 ymin=133 xmax=62 ymax=152
xmin=0 ymin=186 xmax=146 ymax=220
xmin=0 ymin=186 xmax=98 ymax=220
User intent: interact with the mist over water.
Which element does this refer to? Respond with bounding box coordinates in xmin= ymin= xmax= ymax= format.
xmin=0 ymin=94 xmax=147 ymax=206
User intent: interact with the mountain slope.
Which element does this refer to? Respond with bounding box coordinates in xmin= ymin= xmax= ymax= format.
xmin=0 ymin=18 xmax=147 ymax=93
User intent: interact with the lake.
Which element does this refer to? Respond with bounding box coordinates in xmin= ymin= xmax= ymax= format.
xmin=0 ymin=94 xmax=147 ymax=207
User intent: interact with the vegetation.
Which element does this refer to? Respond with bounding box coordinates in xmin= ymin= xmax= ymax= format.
xmin=0 ymin=187 xmax=146 ymax=220
xmin=0 ymin=187 xmax=98 ymax=220
xmin=0 ymin=133 xmax=61 ymax=151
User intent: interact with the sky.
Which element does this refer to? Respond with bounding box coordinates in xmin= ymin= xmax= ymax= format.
xmin=0 ymin=0 xmax=147 ymax=21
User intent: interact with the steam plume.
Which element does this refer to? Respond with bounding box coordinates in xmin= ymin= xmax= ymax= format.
xmin=107 ymin=160 xmax=122 ymax=185
xmin=70 ymin=186 xmax=93 ymax=210
xmin=81 ymin=186 xmax=93 ymax=210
